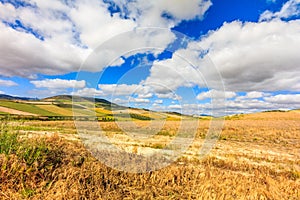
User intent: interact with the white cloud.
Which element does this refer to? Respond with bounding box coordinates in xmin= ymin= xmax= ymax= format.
xmin=264 ymin=94 xmax=300 ymax=104
xmin=128 ymin=97 xmax=150 ymax=104
xmin=69 ymin=0 xmax=136 ymax=49
xmin=0 ymin=22 xmax=89 ymax=77
xmin=154 ymin=99 xmax=163 ymax=104
xmin=98 ymin=84 xmax=144 ymax=96
xmin=0 ymin=79 xmax=18 ymax=86
xmin=29 ymin=0 xmax=69 ymax=11
xmin=0 ymin=0 xmax=135 ymax=77
xmin=181 ymin=93 xmax=300 ymax=116
xmin=162 ymin=103 xmax=209 ymax=116
xmin=213 ymin=93 xmax=300 ymax=115
xmin=156 ymin=93 xmax=182 ymax=100
xmin=235 ymin=91 xmax=271 ymax=101
xmin=197 ymin=89 xmax=236 ymax=100
xmin=97 ymin=83 xmax=182 ymax=100
xmin=168 ymin=104 xmax=182 ymax=109
xmin=83 ymin=28 xmax=176 ymax=72
xmin=138 ymin=20 xmax=300 ymax=95
xmin=0 ymin=0 xmax=212 ymax=78
xmin=76 ymin=83 xmax=182 ymax=102
xmin=142 ymin=54 xmax=206 ymax=94
xmin=244 ymin=91 xmax=264 ymax=99
xmin=192 ymin=20 xmax=300 ymax=92
xmin=112 ymin=0 xmax=212 ymax=27
xmin=260 ymin=0 xmax=300 ymax=21
xmin=0 ymin=90 xmax=4 ymax=94
xmin=72 ymin=87 xmax=104 ymax=97
xmin=137 ymin=93 xmax=153 ymax=99
xmin=31 ymin=79 xmax=86 ymax=90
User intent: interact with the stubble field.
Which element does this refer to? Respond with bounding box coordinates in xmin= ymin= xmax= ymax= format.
xmin=0 ymin=110 xmax=299 ymax=199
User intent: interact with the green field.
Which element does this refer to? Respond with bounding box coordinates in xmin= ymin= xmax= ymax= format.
xmin=0 ymin=101 xmax=57 ymax=116
xmin=0 ymin=96 xmax=192 ymax=121
xmin=36 ymin=105 xmax=74 ymax=116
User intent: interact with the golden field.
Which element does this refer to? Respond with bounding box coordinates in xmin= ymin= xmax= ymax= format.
xmin=0 ymin=110 xmax=299 ymax=199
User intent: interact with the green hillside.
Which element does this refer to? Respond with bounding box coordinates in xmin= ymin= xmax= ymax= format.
xmin=0 ymin=95 xmax=197 ymax=121
xmin=0 ymin=101 xmax=57 ymax=116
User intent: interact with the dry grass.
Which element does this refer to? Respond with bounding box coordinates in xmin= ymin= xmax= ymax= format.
xmin=0 ymin=136 xmax=299 ymax=199
xmin=0 ymin=111 xmax=299 ymax=199
xmin=0 ymin=137 xmax=299 ymax=199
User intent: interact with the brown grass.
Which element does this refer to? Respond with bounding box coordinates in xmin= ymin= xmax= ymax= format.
xmin=0 ymin=111 xmax=299 ymax=199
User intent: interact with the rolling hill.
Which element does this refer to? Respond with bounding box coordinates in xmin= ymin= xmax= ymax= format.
xmin=0 ymin=94 xmax=188 ymax=121
xmin=1 ymin=94 xmax=297 ymax=121
xmin=0 ymin=94 xmax=37 ymax=101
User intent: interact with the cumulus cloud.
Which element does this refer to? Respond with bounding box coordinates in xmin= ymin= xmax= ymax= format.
xmin=154 ymin=99 xmax=163 ymax=104
xmin=196 ymin=89 xmax=236 ymax=100
xmin=74 ymin=84 xmax=300 ymax=115
xmin=0 ymin=0 xmax=212 ymax=78
xmin=142 ymin=53 xmax=209 ymax=94
xmin=0 ymin=79 xmax=18 ymax=86
xmin=226 ymin=94 xmax=300 ymax=114
xmin=110 ymin=0 xmax=212 ymax=27
xmin=167 ymin=92 xmax=300 ymax=116
xmin=72 ymin=82 xmax=184 ymax=106
xmin=192 ymin=93 xmax=299 ymax=116
xmin=140 ymin=5 xmax=300 ymax=94
xmin=69 ymin=0 xmax=136 ymax=49
xmin=2 ymin=0 xmax=299 ymax=115
xmin=31 ymin=79 xmax=86 ymax=90
xmin=0 ymin=22 xmax=89 ymax=77
xmin=185 ymin=20 xmax=300 ymax=92
xmin=244 ymin=91 xmax=265 ymax=99
xmin=156 ymin=93 xmax=182 ymax=100
xmin=72 ymin=87 xmax=104 ymax=97
xmin=235 ymin=91 xmax=271 ymax=101
xmin=98 ymin=84 xmax=145 ymax=97
xmin=0 ymin=0 xmax=136 ymax=77
xmin=128 ymin=97 xmax=150 ymax=104
xmin=260 ymin=0 xmax=300 ymax=21
xmin=168 ymin=104 xmax=182 ymax=109
xmin=83 ymin=28 xmax=176 ymax=72
xmin=137 ymin=92 xmax=153 ymax=99
xmin=264 ymin=94 xmax=300 ymax=104
xmin=97 ymin=83 xmax=181 ymax=101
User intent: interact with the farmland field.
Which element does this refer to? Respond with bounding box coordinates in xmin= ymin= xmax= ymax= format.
xmin=0 ymin=101 xmax=57 ymax=116
xmin=36 ymin=105 xmax=74 ymax=116
xmin=0 ymin=110 xmax=299 ymax=199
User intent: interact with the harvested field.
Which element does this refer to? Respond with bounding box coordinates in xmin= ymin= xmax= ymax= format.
xmin=0 ymin=106 xmax=37 ymax=116
xmin=0 ymin=111 xmax=299 ymax=199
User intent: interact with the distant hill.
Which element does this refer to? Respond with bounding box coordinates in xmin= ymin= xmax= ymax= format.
xmin=43 ymin=95 xmax=111 ymax=104
xmin=43 ymin=95 xmax=126 ymax=110
xmin=1 ymin=94 xmax=299 ymax=120
xmin=43 ymin=95 xmax=73 ymax=102
xmin=0 ymin=94 xmax=37 ymax=101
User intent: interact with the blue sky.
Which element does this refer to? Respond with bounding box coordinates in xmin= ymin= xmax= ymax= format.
xmin=0 ymin=0 xmax=299 ymax=115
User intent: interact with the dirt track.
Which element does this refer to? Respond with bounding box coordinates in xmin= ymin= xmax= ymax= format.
xmin=0 ymin=106 xmax=37 ymax=116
